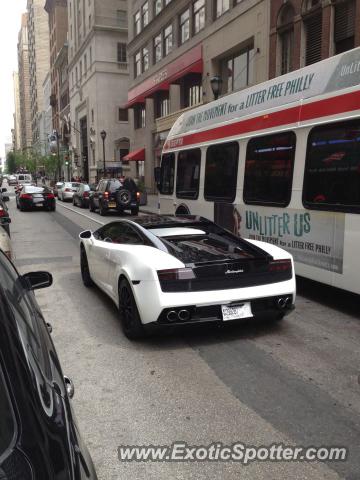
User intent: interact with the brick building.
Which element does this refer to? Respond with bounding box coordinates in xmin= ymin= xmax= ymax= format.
xmin=269 ymin=0 xmax=359 ymax=78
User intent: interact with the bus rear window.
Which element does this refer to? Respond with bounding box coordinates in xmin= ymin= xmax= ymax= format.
xmin=243 ymin=132 xmax=296 ymax=207
xmin=159 ymin=153 xmax=175 ymax=195
xmin=204 ymin=142 xmax=239 ymax=202
xmin=176 ymin=149 xmax=201 ymax=199
xmin=303 ymin=120 xmax=360 ymax=213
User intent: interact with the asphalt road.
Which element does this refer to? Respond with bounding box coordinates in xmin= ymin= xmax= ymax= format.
xmin=6 ymin=188 xmax=360 ymax=480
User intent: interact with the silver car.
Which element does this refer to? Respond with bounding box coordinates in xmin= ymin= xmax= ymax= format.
xmin=58 ymin=182 xmax=81 ymax=201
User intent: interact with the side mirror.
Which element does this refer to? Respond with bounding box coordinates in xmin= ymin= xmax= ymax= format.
xmin=0 ymin=217 xmax=11 ymax=224
xmin=79 ymin=230 xmax=92 ymax=239
xmin=22 ymin=271 xmax=53 ymax=290
xmin=154 ymin=167 xmax=161 ymax=184
xmin=1 ymin=188 xmax=7 ymax=193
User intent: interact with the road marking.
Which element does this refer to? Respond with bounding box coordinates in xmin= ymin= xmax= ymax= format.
xmin=56 ymin=202 xmax=105 ymax=225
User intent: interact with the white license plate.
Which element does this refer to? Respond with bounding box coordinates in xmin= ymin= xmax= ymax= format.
xmin=221 ymin=303 xmax=253 ymax=321
xmin=33 ymin=198 xmax=44 ymax=204
xmin=108 ymin=202 xmax=116 ymax=208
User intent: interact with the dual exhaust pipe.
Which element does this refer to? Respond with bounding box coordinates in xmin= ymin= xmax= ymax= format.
xmin=166 ymin=309 xmax=191 ymax=323
xmin=276 ymin=296 xmax=292 ymax=310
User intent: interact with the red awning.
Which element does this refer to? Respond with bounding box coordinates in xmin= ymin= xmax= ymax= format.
xmin=123 ymin=148 xmax=145 ymax=161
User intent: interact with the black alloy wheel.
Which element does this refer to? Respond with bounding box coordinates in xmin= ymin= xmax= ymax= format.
xmin=118 ymin=279 xmax=145 ymax=339
xmin=80 ymin=248 xmax=94 ymax=287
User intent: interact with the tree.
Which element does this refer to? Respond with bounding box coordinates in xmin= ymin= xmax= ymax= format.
xmin=5 ymin=151 xmax=17 ymax=174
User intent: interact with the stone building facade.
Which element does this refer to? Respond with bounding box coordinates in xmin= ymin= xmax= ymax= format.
xmin=269 ymin=0 xmax=360 ymax=78
xmin=27 ymin=0 xmax=50 ymax=150
xmin=127 ymin=0 xmax=270 ymax=191
xmin=17 ymin=13 xmax=32 ymax=151
xmin=68 ymin=0 xmax=130 ymax=182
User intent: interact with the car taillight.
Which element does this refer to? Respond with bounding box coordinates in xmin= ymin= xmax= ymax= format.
xmin=45 ymin=193 xmax=55 ymax=199
xmin=20 ymin=194 xmax=32 ymax=199
xmin=0 ymin=208 xmax=5 ymax=217
xmin=65 ymin=188 xmax=72 ymax=192
xmin=104 ymin=191 xmax=109 ymax=199
xmin=157 ymin=268 xmax=196 ymax=281
xmin=268 ymin=259 xmax=292 ymax=272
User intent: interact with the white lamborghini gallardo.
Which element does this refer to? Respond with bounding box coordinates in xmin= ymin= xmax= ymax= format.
xmin=79 ymin=215 xmax=296 ymax=339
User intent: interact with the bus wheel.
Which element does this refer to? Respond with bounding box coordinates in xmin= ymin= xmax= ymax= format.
xmin=175 ymin=205 xmax=190 ymax=215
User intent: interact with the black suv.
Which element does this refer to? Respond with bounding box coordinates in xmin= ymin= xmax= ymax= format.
xmin=0 ymin=250 xmax=98 ymax=479
xmin=89 ymin=178 xmax=140 ymax=216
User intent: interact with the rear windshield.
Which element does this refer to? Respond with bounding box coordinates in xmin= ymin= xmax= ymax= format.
xmin=24 ymin=186 xmax=45 ymax=194
xmin=0 ymin=365 xmax=16 ymax=459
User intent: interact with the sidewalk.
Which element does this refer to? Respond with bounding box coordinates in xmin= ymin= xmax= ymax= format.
xmin=140 ymin=194 xmax=159 ymax=215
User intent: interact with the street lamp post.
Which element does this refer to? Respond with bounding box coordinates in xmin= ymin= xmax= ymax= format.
xmin=100 ymin=130 xmax=107 ymax=177
xmin=210 ymin=76 xmax=223 ymax=100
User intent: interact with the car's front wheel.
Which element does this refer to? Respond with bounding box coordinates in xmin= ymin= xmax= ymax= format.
xmin=80 ymin=248 xmax=94 ymax=287
xmin=118 ymin=278 xmax=145 ymax=340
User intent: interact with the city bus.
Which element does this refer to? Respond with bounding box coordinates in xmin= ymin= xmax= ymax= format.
xmin=156 ymin=47 xmax=360 ymax=294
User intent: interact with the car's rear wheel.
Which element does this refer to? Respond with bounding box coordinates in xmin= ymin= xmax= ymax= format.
xmin=99 ymin=202 xmax=107 ymax=216
xmin=80 ymin=248 xmax=94 ymax=287
xmin=118 ymin=279 xmax=145 ymax=340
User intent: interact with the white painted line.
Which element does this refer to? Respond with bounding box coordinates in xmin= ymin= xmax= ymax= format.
xmin=56 ymin=202 xmax=105 ymax=225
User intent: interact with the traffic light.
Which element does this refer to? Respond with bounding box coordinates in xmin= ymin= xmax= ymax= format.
xmin=64 ymin=155 xmax=69 ymax=166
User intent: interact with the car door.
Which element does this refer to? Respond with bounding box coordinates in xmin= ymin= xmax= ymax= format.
xmin=87 ymin=224 xmax=117 ymax=293
xmin=0 ymin=252 xmax=75 ymax=479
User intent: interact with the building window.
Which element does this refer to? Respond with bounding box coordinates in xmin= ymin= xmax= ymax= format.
xmin=118 ymin=108 xmax=128 ymax=122
xmin=154 ymin=33 xmax=162 ymax=63
xmin=135 ymin=51 xmax=141 ymax=77
xmin=205 ymin=142 xmax=239 ymax=202
xmin=303 ymin=0 xmax=322 ymax=66
xmin=180 ymin=9 xmax=190 ymax=44
xmin=155 ymin=92 xmax=170 ymax=118
xmin=243 ymin=132 xmax=296 ymax=207
xmin=134 ymin=105 xmax=146 ymax=129
xmin=142 ymin=46 xmax=149 ymax=72
xmin=176 ymin=149 xmax=201 ymax=199
xmin=188 ymin=84 xmax=202 ymax=107
xmin=216 ymin=0 xmax=229 ymax=18
xmin=155 ymin=0 xmax=162 ymax=15
xmin=134 ymin=10 xmax=141 ymax=35
xmin=142 ymin=2 xmax=149 ymax=28
xmin=164 ymin=24 xmax=173 ymax=56
xmin=303 ymin=119 xmax=360 ymax=213
xmin=277 ymin=4 xmax=295 ymax=75
xmin=193 ymin=0 xmax=205 ymax=34
xmin=334 ymin=0 xmax=355 ymax=54
xmin=223 ymin=45 xmax=254 ymax=93
xmin=117 ymin=43 xmax=127 ymax=63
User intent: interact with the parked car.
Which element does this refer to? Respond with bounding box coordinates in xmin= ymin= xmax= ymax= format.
xmin=8 ymin=175 xmax=17 ymax=186
xmin=53 ymin=181 xmax=64 ymax=197
xmin=89 ymin=178 xmax=140 ymax=216
xmin=0 ymin=249 xmax=98 ymax=479
xmin=58 ymin=182 xmax=81 ymax=201
xmin=79 ymin=215 xmax=296 ymax=339
xmin=15 ymin=173 xmax=33 ymax=185
xmin=16 ymin=185 xmax=56 ymax=211
xmin=73 ymin=183 xmax=92 ymax=208
xmin=0 ymin=223 xmax=12 ymax=259
xmin=0 ymin=188 xmax=11 ymax=236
